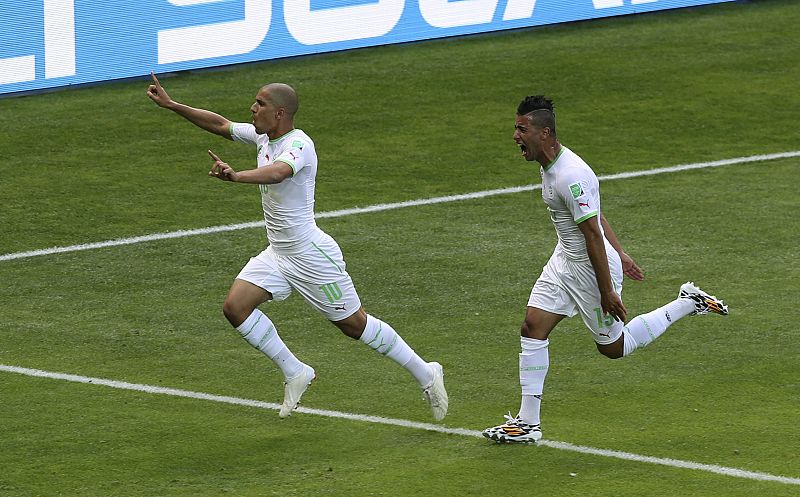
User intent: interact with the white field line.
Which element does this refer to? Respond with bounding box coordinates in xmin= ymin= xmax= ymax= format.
xmin=2 ymin=150 xmax=798 ymax=263
xmin=2 ymin=363 xmax=799 ymax=486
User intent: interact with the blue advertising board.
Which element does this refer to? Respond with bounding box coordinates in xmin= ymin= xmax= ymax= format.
xmin=1 ymin=0 xmax=734 ymax=95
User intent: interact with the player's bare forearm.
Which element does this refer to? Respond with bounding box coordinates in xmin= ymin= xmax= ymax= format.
xmin=234 ymin=163 xmax=293 ymax=184
xmin=147 ymin=72 xmax=232 ymax=140
xmin=207 ymin=151 xmax=293 ymax=184
xmin=580 ymin=217 xmax=627 ymax=321
xmin=584 ymin=228 xmax=615 ymax=295
xmin=168 ymin=102 xmax=233 ymax=140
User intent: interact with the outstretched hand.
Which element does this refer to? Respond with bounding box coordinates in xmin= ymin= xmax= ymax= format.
xmin=620 ymin=252 xmax=644 ymax=281
xmin=208 ymin=150 xmax=237 ymax=181
xmin=146 ymin=72 xmax=173 ymax=107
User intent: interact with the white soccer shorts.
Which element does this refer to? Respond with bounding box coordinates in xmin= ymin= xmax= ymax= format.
xmin=528 ymin=245 xmax=625 ymax=345
xmin=236 ymin=232 xmax=362 ymax=321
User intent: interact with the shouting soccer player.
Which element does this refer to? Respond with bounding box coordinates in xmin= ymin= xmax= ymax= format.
xmin=482 ymin=95 xmax=728 ymax=443
xmin=146 ymin=74 xmax=447 ymax=421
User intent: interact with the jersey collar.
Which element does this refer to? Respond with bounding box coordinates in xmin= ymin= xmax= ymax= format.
xmin=269 ymin=128 xmax=297 ymax=144
xmin=541 ymin=146 xmax=565 ymax=172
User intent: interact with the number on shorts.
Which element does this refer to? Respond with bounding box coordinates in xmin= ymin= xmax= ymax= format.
xmin=594 ymin=307 xmax=615 ymax=328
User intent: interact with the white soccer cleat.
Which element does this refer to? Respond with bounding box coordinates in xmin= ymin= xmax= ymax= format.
xmin=679 ymin=281 xmax=729 ymax=316
xmin=422 ymin=362 xmax=448 ymax=421
xmin=482 ymin=413 xmax=542 ymax=444
xmin=279 ymin=364 xmax=316 ymax=418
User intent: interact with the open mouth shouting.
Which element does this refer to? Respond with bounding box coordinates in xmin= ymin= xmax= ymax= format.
xmin=518 ymin=142 xmax=535 ymax=161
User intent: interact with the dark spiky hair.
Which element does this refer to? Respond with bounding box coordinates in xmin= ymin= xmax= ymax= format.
xmin=517 ymin=95 xmax=556 ymax=136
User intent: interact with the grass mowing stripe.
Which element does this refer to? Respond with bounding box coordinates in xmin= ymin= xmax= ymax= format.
xmin=2 ymin=363 xmax=799 ymax=486
xmin=2 ymin=150 xmax=798 ymax=263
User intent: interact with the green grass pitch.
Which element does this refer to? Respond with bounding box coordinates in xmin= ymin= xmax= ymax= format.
xmin=1 ymin=1 xmax=798 ymax=495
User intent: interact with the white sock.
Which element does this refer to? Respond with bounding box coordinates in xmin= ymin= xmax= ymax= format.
xmin=622 ymin=328 xmax=638 ymax=356
xmin=359 ymin=314 xmax=433 ymax=387
xmin=623 ymin=298 xmax=694 ymax=356
xmin=518 ymin=337 xmax=549 ymax=425
xmin=236 ymin=309 xmax=304 ymax=379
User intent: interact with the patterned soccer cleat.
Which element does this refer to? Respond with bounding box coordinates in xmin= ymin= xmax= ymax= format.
xmin=482 ymin=413 xmax=542 ymax=444
xmin=679 ymin=281 xmax=729 ymax=316
xmin=422 ymin=362 xmax=448 ymax=421
xmin=279 ymin=364 xmax=316 ymax=418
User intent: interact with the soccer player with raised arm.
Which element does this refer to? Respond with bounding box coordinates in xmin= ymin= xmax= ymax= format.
xmin=146 ymin=74 xmax=447 ymax=420
xmin=482 ymin=95 xmax=728 ymax=443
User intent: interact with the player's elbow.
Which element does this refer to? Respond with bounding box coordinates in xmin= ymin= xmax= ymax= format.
xmin=580 ymin=226 xmax=604 ymax=245
xmin=263 ymin=164 xmax=294 ymax=184
xmin=264 ymin=171 xmax=290 ymax=184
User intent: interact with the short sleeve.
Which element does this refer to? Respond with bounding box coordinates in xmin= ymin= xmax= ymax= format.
xmin=559 ymin=171 xmax=598 ymax=224
xmin=229 ymin=122 xmax=259 ymax=146
xmin=274 ymin=138 xmax=310 ymax=175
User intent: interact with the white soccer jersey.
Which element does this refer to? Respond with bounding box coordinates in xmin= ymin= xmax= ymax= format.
xmin=539 ymin=146 xmax=613 ymax=261
xmin=230 ymin=124 xmax=321 ymax=255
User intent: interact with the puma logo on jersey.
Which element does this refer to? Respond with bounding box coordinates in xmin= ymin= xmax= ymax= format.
xmin=578 ymin=202 xmax=590 ymax=208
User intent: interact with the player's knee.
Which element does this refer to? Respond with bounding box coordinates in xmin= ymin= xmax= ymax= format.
xmin=332 ymin=310 xmax=367 ymax=339
xmin=222 ymin=298 xmax=251 ymax=328
xmin=520 ymin=317 xmax=547 ymax=340
xmin=336 ymin=322 xmax=362 ymax=339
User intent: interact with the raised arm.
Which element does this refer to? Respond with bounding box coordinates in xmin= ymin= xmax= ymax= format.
xmin=146 ymin=72 xmax=233 ymax=140
xmin=600 ymin=214 xmax=644 ymax=281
